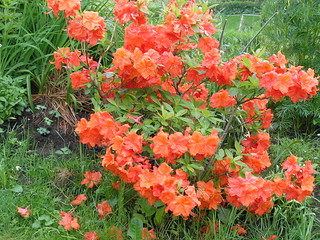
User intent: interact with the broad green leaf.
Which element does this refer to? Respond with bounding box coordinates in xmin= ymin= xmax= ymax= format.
xmin=127 ymin=217 xmax=143 ymax=240
xmin=154 ymin=206 xmax=166 ymax=226
xmin=12 ymin=185 xmax=23 ymax=193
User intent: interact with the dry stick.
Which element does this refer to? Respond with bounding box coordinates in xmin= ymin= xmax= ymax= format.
xmin=92 ymin=24 xmax=120 ymax=101
xmin=219 ymin=19 xmax=227 ymax=48
xmin=241 ymin=11 xmax=278 ymax=54
xmin=200 ymin=104 xmax=239 ymax=181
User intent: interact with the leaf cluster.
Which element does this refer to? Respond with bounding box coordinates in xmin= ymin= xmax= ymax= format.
xmin=0 ymin=76 xmax=27 ymax=125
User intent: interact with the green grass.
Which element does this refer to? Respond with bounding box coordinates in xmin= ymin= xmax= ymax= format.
xmin=219 ymin=15 xmax=261 ymax=34
xmin=0 ymin=126 xmax=319 ymax=239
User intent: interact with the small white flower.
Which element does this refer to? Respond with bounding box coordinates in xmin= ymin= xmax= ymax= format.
xmin=16 ymin=166 xmax=22 ymax=171
xmin=303 ymin=150 xmax=307 ymax=153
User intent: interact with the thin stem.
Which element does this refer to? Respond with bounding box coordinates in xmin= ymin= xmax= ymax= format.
xmin=241 ymin=11 xmax=278 ymax=54
xmin=200 ymin=104 xmax=239 ymax=180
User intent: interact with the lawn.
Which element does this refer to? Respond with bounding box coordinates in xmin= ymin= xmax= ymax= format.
xmin=219 ymin=15 xmax=262 ymax=33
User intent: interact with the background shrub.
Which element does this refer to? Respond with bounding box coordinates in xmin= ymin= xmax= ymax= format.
xmin=213 ymin=1 xmax=262 ymax=15
xmin=261 ymin=0 xmax=320 ymax=74
xmin=260 ymin=0 xmax=320 ymax=136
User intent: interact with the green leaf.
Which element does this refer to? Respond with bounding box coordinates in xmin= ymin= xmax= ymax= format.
xmin=235 ymin=141 xmax=242 ymax=154
xmin=12 ymin=185 xmax=23 ymax=193
xmin=234 ymin=160 xmax=249 ymax=168
xmin=218 ymin=206 xmax=231 ymax=224
xmin=138 ymin=198 xmax=156 ymax=217
xmin=240 ymin=57 xmax=252 ymax=69
xmin=127 ymin=217 xmax=143 ymax=240
xmin=154 ymin=206 xmax=166 ymax=226
xmin=32 ymin=221 xmax=41 ymax=229
xmin=38 ymin=215 xmax=50 ymax=222
xmin=225 ymin=149 xmax=233 ymax=159
xmin=189 ymin=163 xmax=204 ymax=171
xmin=175 ymin=109 xmax=188 ymax=117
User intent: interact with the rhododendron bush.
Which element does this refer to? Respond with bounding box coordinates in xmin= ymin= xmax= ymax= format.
xmin=47 ymin=0 xmax=318 ymax=236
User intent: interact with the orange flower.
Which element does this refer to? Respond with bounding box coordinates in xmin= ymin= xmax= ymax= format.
xmin=108 ymin=226 xmax=124 ymax=240
xmin=67 ymin=11 xmax=106 ymax=45
xmin=202 ymin=48 xmax=221 ymax=68
xmin=134 ymin=55 xmax=158 ymax=79
xmin=231 ymin=224 xmax=247 ymax=235
xmin=51 ymin=47 xmax=81 ymax=69
xmin=262 ymin=235 xmax=277 ymax=240
xmin=47 ymin=0 xmax=81 ymax=19
xmin=187 ymin=128 xmax=220 ymax=160
xmin=209 ymin=90 xmax=236 ymax=109
xmin=97 ymin=201 xmax=112 ymax=219
xmin=81 ymin=171 xmax=102 ymax=188
xmin=198 ymin=37 xmax=219 ymax=54
xmin=197 ymin=181 xmax=222 ymax=210
xmin=58 ymin=211 xmax=80 ymax=231
xmin=84 ymin=232 xmax=100 ymax=240
xmin=166 ymin=195 xmax=197 ymax=219
xmin=273 ymin=72 xmax=293 ymax=94
xmin=17 ymin=206 xmax=31 ymax=217
xmin=71 ymin=194 xmax=87 ymax=205
xmin=142 ymin=228 xmax=157 ymax=240
xmin=159 ymin=51 xmax=183 ymax=78
xmin=150 ymin=128 xmax=171 ymax=160
xmin=70 ymin=70 xmax=91 ymax=89
xmin=111 ymin=181 xmax=121 ymax=190
xmin=269 ymin=51 xmax=288 ymax=69
xmin=113 ymin=47 xmax=132 ymax=70
xmin=114 ymin=0 xmax=148 ymax=25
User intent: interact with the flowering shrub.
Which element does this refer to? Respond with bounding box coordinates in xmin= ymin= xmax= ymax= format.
xmin=46 ymin=0 xmax=318 ymax=237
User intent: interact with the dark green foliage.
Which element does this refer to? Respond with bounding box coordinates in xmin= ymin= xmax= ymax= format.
xmin=261 ymin=0 xmax=320 ymax=136
xmin=261 ymin=0 xmax=320 ymax=74
xmin=271 ymin=95 xmax=320 ymax=137
xmin=0 ymin=76 xmax=27 ymax=125
xmin=0 ymin=0 xmax=69 ymax=93
xmin=213 ymin=1 xmax=262 ymax=15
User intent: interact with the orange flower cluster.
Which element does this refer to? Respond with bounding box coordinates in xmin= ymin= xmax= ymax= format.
xmin=75 ymin=110 xmax=315 ymax=218
xmin=105 ymin=0 xmax=218 ymax=93
xmin=113 ymin=0 xmax=148 ymax=25
xmin=84 ymin=232 xmax=100 ymax=240
xmin=242 ymin=95 xmax=273 ymax=129
xmin=81 ymin=171 xmax=102 ymax=188
xmin=150 ymin=127 xmax=220 ymax=163
xmin=97 ymin=200 xmax=112 ymax=219
xmin=71 ymin=194 xmax=87 ymax=205
xmin=280 ymin=155 xmax=314 ymax=202
xmin=253 ymin=52 xmax=318 ymax=102
xmin=227 ymin=172 xmax=276 ymax=216
xmin=51 ymin=47 xmax=98 ymax=89
xmin=59 ymin=211 xmax=80 ymax=230
xmin=75 ymin=112 xmax=130 ymax=147
xmin=51 ymin=47 xmax=81 ymax=69
xmin=68 ymin=11 xmax=106 ymax=45
xmin=52 ymin=47 xmax=98 ymax=70
xmin=17 ymin=206 xmax=31 ymax=217
xmin=209 ymin=90 xmax=236 ymax=109
xmin=47 ymin=0 xmax=81 ymax=19
xmin=226 ymin=154 xmax=314 ymax=215
xmin=241 ymin=132 xmax=271 ymax=174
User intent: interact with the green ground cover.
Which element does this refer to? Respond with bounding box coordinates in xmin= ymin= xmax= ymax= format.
xmin=0 ymin=127 xmax=319 ymax=239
